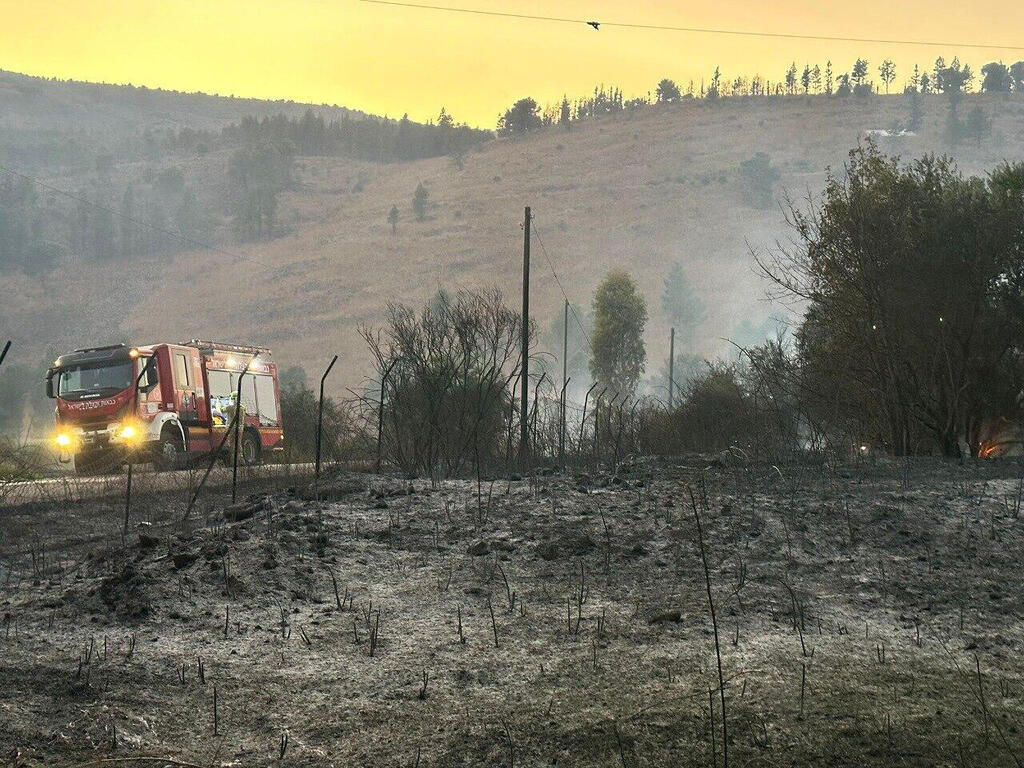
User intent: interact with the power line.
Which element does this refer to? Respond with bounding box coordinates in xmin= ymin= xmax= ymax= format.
xmin=529 ymin=218 xmax=591 ymax=348
xmin=360 ymin=0 xmax=1024 ymax=52
xmin=0 ymin=165 xmax=274 ymax=271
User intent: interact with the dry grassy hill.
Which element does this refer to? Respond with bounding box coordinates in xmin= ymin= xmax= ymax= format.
xmin=5 ymin=89 xmax=1024 ymax=408
xmin=0 ymin=69 xmax=363 ymax=135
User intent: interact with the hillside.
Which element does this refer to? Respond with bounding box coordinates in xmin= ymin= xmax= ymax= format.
xmin=0 ymin=68 xmax=370 ymax=137
xmin=4 ymin=83 xmax=1024 ymax=425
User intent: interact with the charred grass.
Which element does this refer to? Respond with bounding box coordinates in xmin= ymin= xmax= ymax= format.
xmin=2 ymin=457 xmax=1024 ymax=766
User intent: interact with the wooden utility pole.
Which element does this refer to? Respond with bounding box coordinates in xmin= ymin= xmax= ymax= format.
xmin=519 ymin=206 xmax=531 ymax=464
xmin=668 ymin=327 xmax=675 ymax=408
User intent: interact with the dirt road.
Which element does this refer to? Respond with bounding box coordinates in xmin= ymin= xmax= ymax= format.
xmin=1 ymin=461 xmax=316 ymax=506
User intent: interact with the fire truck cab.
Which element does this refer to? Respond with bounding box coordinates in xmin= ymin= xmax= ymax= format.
xmin=46 ymin=340 xmax=284 ymax=475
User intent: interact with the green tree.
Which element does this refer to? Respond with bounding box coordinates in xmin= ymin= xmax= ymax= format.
xmin=497 ymin=98 xmax=542 ymax=135
xmin=981 ymin=62 xmax=1012 ymax=92
xmin=706 ymin=67 xmax=722 ymax=99
xmin=412 ymin=183 xmax=429 ymax=221
xmin=388 ymin=204 xmax=399 ymax=234
xmin=785 ymin=63 xmax=798 ymax=94
xmin=589 ymin=270 xmax=648 ymax=397
xmin=655 ymin=78 xmax=682 ymax=103
xmin=758 ymin=145 xmax=1024 ymax=456
xmin=1011 ymin=61 xmax=1024 ymax=91
xmin=851 ymin=58 xmax=870 ymax=88
xmin=661 ymin=262 xmax=706 ymax=344
xmin=879 ymin=59 xmax=896 ymax=93
xmin=559 ymin=95 xmax=572 ymax=128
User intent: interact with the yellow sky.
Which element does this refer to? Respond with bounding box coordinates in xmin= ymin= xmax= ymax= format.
xmin=2 ymin=0 xmax=1022 ymax=127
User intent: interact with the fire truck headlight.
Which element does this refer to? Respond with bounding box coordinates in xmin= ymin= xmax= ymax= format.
xmin=118 ymin=424 xmax=139 ymax=441
xmin=55 ymin=432 xmax=73 ymax=448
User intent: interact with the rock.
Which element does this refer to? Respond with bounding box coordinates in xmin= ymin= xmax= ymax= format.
xmin=137 ymin=534 xmax=160 ymax=548
xmin=467 ymin=541 xmax=491 ymax=557
xmin=171 ymin=551 xmax=198 ymax=569
xmin=648 ymin=610 xmax=683 ymax=624
xmin=223 ymin=499 xmax=263 ymax=522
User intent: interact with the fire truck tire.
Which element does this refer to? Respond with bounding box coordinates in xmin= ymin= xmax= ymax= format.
xmin=241 ymin=430 xmax=261 ymax=466
xmin=153 ymin=426 xmax=185 ymax=472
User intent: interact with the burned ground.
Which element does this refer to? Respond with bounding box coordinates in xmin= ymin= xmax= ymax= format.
xmin=2 ymin=457 xmax=1024 ymax=766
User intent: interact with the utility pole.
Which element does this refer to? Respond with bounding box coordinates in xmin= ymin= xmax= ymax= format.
xmin=561 ymin=299 xmax=568 ymax=461
xmin=519 ymin=206 xmax=531 ymax=465
xmin=668 ymin=327 xmax=675 ymax=409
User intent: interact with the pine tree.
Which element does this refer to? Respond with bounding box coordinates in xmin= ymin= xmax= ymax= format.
xmin=879 ymin=59 xmax=896 ymax=94
xmin=559 ymin=95 xmax=571 ymax=129
xmin=786 ymin=63 xmax=798 ymax=95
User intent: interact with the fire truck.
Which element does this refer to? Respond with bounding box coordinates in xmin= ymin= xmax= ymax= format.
xmin=46 ymin=340 xmax=284 ymax=475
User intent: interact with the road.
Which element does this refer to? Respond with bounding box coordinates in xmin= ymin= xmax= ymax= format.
xmin=0 ymin=462 xmax=317 ymax=506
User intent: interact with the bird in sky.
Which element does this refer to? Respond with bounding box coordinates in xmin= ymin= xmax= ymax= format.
xmin=586 ymin=20 xmax=600 ymax=30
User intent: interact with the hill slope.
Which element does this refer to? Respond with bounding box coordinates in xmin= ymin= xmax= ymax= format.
xmin=4 ymin=85 xmax=1024 ymax=420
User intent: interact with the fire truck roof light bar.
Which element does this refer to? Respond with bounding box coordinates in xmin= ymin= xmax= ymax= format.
xmin=182 ymin=339 xmax=272 ymax=355
xmin=72 ymin=343 xmax=128 ymax=355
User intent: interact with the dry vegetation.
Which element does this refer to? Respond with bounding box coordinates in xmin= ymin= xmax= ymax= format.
xmin=3 ymin=456 xmax=1024 ymax=765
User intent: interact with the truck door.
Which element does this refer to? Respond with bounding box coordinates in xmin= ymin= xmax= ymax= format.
xmin=170 ymin=347 xmax=199 ymax=424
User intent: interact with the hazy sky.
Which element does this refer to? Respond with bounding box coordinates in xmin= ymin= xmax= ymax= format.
xmin=3 ymin=0 xmax=1022 ymax=126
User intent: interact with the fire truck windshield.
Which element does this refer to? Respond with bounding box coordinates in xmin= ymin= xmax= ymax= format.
xmin=56 ymin=362 xmax=134 ymax=399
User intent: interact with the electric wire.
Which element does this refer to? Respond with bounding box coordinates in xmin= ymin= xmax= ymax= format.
xmin=529 ymin=218 xmax=591 ymax=349
xmin=360 ymin=0 xmax=1024 ymax=52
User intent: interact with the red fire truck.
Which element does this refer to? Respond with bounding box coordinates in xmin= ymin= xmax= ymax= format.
xmin=46 ymin=340 xmax=284 ymax=475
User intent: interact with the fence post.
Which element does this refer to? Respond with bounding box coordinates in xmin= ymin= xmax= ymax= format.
xmin=529 ymin=372 xmax=547 ymax=457
xmin=230 ymin=354 xmax=258 ymax=504
xmin=578 ymin=383 xmax=598 ymax=461
xmin=375 ymin=360 xmax=396 ymax=475
xmin=315 ymin=355 xmax=339 ymax=498
xmin=506 ymin=371 xmax=521 ymax=467
xmin=123 ymin=356 xmax=155 ymax=540
xmin=593 ymin=388 xmax=607 ymax=462
xmin=185 ymin=408 xmax=241 ymax=520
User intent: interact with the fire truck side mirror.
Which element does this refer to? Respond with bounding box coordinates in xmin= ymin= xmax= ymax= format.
xmin=139 ymin=357 xmax=159 ymax=393
xmin=45 ymin=369 xmax=55 ymax=399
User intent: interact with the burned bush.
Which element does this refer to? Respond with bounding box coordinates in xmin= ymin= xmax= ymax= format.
xmin=362 ymin=287 xmax=528 ymax=478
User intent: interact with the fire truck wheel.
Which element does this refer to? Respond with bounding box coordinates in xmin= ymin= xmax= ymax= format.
xmin=153 ymin=427 xmax=184 ymax=472
xmin=241 ymin=430 xmax=261 ymax=466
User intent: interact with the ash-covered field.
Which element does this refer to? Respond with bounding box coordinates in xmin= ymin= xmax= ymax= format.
xmin=2 ymin=457 xmax=1024 ymax=766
